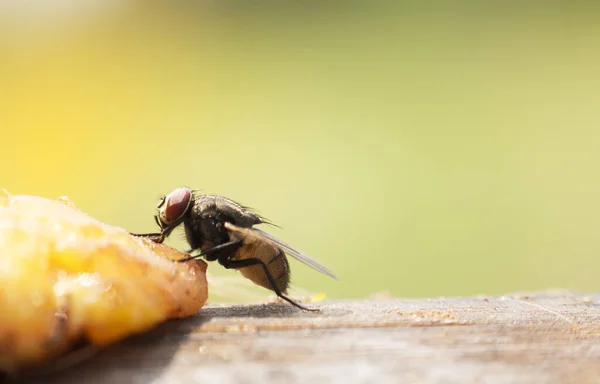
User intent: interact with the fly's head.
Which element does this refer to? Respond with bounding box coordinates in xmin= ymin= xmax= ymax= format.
xmin=155 ymin=186 xmax=193 ymax=231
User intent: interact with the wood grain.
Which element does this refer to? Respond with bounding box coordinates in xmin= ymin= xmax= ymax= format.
xmin=14 ymin=292 xmax=600 ymax=384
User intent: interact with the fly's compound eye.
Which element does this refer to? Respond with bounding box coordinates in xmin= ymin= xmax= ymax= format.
xmin=158 ymin=187 xmax=192 ymax=225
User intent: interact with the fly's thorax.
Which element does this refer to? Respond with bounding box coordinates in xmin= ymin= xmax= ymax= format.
xmin=183 ymin=214 xmax=228 ymax=251
xmin=183 ymin=219 xmax=202 ymax=250
xmin=193 ymin=194 xmax=262 ymax=228
xmin=190 ymin=194 xmax=215 ymax=218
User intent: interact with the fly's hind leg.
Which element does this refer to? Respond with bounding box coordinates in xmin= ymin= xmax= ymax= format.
xmin=221 ymin=257 xmax=319 ymax=312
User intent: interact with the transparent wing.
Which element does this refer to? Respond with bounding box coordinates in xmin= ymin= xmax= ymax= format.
xmin=224 ymin=222 xmax=338 ymax=280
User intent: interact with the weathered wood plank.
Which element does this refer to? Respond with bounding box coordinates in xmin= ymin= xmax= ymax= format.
xmin=17 ymin=292 xmax=600 ymax=384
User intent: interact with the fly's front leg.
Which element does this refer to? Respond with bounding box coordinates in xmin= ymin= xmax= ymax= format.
xmin=130 ymin=222 xmax=177 ymax=244
xmin=129 ymin=232 xmax=165 ymax=243
xmin=129 ymin=215 xmax=175 ymax=243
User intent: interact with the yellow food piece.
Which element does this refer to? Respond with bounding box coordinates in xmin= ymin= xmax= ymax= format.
xmin=309 ymin=292 xmax=327 ymax=302
xmin=0 ymin=195 xmax=208 ymax=373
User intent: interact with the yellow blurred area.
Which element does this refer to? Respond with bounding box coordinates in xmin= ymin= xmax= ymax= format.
xmin=1 ymin=2 xmax=599 ymax=300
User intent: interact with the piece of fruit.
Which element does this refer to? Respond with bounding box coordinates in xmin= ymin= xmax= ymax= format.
xmin=0 ymin=194 xmax=208 ymax=373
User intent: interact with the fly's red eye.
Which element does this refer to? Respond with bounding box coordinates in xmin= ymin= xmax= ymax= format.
xmin=163 ymin=187 xmax=192 ymax=223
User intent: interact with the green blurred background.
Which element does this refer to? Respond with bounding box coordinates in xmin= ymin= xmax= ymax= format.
xmin=1 ymin=2 xmax=599 ymax=301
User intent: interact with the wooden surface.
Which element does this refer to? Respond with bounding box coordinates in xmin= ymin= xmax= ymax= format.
xmin=15 ymin=292 xmax=600 ymax=384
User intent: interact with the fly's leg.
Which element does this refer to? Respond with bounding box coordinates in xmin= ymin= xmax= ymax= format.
xmin=129 ymin=216 xmax=176 ymax=243
xmin=221 ymin=257 xmax=319 ymax=312
xmin=180 ymin=240 xmax=243 ymax=262
xmin=130 ymin=223 xmax=177 ymax=244
xmin=129 ymin=232 xmax=164 ymax=243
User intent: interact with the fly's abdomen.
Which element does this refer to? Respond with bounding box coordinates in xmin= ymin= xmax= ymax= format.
xmin=234 ymin=240 xmax=290 ymax=294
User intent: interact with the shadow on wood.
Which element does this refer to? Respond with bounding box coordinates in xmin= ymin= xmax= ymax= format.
xmin=9 ymin=292 xmax=600 ymax=384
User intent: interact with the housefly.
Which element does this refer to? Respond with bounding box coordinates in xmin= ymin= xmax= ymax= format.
xmin=131 ymin=187 xmax=337 ymax=311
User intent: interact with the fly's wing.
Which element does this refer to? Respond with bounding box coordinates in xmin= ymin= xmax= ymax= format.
xmin=224 ymin=222 xmax=338 ymax=280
